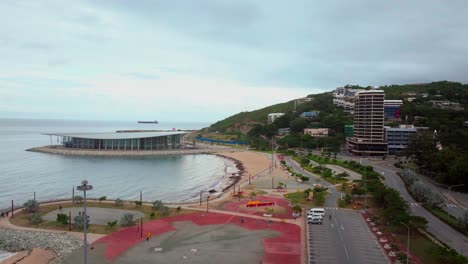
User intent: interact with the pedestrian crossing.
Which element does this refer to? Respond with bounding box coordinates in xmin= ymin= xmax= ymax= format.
xmin=324 ymin=207 xmax=339 ymax=210
xmin=409 ymin=202 xmax=458 ymax=208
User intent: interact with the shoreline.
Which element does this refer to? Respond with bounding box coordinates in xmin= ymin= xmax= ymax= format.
xmin=27 ymin=145 xmax=240 ymax=157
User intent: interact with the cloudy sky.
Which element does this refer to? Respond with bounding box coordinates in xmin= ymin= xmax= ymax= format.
xmin=1 ymin=0 xmax=467 ymax=122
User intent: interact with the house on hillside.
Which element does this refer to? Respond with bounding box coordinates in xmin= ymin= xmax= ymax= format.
xmin=304 ymin=128 xmax=329 ymax=137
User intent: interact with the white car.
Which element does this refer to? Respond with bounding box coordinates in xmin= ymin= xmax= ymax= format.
xmin=308 ymin=216 xmax=322 ymax=224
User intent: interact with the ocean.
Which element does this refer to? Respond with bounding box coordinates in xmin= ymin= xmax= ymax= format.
xmin=0 ymin=118 xmax=238 ymax=210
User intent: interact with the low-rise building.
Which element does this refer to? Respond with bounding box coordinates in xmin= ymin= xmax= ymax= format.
xmin=304 ymin=128 xmax=329 ymax=137
xmin=300 ymin=111 xmax=320 ymax=120
xmin=267 ymin=113 xmax=285 ymax=124
xmin=385 ymin=125 xmax=417 ymax=154
xmin=429 ymin=100 xmax=463 ymax=111
xmin=277 ymin=128 xmax=291 ymax=136
xmin=384 ymin=100 xmax=403 ymax=120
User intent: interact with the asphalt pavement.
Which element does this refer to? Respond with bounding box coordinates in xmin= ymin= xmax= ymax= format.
xmin=360 ymin=159 xmax=468 ymax=257
xmin=285 ymin=157 xmax=389 ymax=264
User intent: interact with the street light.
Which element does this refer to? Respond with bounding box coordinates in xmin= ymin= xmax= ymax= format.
xmin=77 ymin=180 xmax=93 ymax=264
xmin=400 ymin=222 xmax=410 ymax=264
xmin=199 ymin=190 xmax=204 ymax=206
xmin=206 ymin=195 xmax=210 ymax=213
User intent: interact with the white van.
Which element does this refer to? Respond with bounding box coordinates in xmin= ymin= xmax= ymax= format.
xmin=308 ymin=208 xmax=325 ymax=218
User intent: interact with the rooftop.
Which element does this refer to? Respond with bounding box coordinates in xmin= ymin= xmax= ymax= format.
xmin=44 ymin=131 xmax=188 ymax=140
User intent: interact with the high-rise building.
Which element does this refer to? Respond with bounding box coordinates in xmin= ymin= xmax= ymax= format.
xmin=346 ymin=90 xmax=387 ymax=156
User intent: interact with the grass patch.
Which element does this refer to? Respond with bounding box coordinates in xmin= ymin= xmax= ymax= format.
xmin=10 ymin=201 xmax=192 ymax=234
xmin=284 ymin=191 xmax=327 ymax=207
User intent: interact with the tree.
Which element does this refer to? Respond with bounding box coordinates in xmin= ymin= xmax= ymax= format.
xmin=120 ymin=213 xmax=135 ymax=227
xmin=115 ymin=198 xmax=124 ymax=207
xmin=74 ymin=214 xmax=89 ymax=228
xmin=30 ymin=213 xmax=42 ymax=225
xmin=292 ymin=205 xmax=302 ymax=213
xmin=289 ymin=117 xmax=308 ymax=133
xmin=152 ymin=200 xmax=164 ymax=211
xmin=23 ymin=200 xmax=39 ymax=213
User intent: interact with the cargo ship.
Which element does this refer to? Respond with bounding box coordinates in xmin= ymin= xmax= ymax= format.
xmin=138 ymin=120 xmax=158 ymax=124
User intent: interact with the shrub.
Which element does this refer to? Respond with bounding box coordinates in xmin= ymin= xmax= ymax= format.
xmin=120 ymin=213 xmax=135 ymax=227
xmin=280 ymin=160 xmax=286 ymax=165
xmin=107 ymin=220 xmax=117 ymax=228
xmin=300 ymin=175 xmax=309 ymax=182
xmin=176 ymin=206 xmax=182 ymax=214
xmin=292 ymin=205 xmax=302 ymax=212
xmin=24 ymin=200 xmax=39 ymax=213
xmin=426 ymin=192 xmax=445 ymax=209
xmin=74 ymin=195 xmax=83 ymax=204
xmin=134 ymin=200 xmax=142 ymax=207
xmin=115 ymin=198 xmax=123 ymax=207
xmin=74 ymin=214 xmax=89 ymax=228
xmin=458 ymin=211 xmax=468 ymax=230
xmin=56 ymin=213 xmax=68 ymax=225
xmin=338 ymin=199 xmax=346 ymax=208
xmin=408 ymin=182 xmax=430 ymax=202
xmin=152 ymin=200 xmax=164 ymax=211
xmin=99 ymin=196 xmax=107 ymax=201
xmin=160 ymin=206 xmax=170 ymax=216
xmin=30 ymin=213 xmax=42 ymax=225
xmin=150 ymin=212 xmax=155 ymax=219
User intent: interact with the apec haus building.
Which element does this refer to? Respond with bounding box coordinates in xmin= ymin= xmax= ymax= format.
xmin=46 ymin=131 xmax=188 ymax=150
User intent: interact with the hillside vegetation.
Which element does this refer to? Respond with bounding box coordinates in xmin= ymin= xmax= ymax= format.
xmin=204 ymin=81 xmax=468 ymax=189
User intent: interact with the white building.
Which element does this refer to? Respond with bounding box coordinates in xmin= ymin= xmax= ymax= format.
xmin=304 ymin=128 xmax=329 ymax=137
xmin=267 ymin=113 xmax=285 ymax=124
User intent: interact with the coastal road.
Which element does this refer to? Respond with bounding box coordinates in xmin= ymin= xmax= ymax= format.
xmin=285 ymin=157 xmax=389 ymax=264
xmin=360 ymin=159 xmax=468 ymax=257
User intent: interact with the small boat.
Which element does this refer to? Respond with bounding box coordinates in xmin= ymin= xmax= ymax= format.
xmin=138 ymin=120 xmax=158 ymax=124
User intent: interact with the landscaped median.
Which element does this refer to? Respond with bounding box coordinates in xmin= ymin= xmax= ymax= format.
xmin=399 ymin=169 xmax=468 ymax=237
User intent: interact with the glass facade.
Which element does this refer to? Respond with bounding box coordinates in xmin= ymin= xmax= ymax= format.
xmin=62 ymin=135 xmax=183 ymax=150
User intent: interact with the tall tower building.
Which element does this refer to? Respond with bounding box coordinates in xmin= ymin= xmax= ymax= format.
xmin=346 ymin=90 xmax=387 ymax=156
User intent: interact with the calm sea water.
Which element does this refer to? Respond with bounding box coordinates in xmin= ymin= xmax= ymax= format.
xmin=0 ymin=118 xmax=237 ymax=209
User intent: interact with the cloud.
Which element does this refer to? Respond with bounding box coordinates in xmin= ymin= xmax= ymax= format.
xmin=0 ymin=0 xmax=467 ymax=121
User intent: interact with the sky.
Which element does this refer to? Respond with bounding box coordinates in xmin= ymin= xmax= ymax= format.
xmin=1 ymin=0 xmax=467 ymax=123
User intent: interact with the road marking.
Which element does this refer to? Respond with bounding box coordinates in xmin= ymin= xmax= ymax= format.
xmin=343 ymin=244 xmax=350 ymax=261
xmin=331 ymin=223 xmax=334 ymax=229
xmin=341 ymin=225 xmax=344 ymax=230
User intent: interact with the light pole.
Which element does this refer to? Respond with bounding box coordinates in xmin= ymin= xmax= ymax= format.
xmin=199 ymin=190 xmax=204 ymax=206
xmin=206 ymin=196 xmax=210 ymax=213
xmin=400 ymin=222 xmax=410 ymax=264
xmin=77 ymin=180 xmax=93 ymax=264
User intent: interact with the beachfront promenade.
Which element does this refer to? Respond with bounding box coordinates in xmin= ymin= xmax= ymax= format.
xmin=0 ymin=150 xmax=308 ymax=264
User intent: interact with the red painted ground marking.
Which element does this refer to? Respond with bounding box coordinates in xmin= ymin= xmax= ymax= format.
xmin=94 ymin=212 xmax=301 ymax=264
xmin=223 ymin=195 xmax=295 ymax=219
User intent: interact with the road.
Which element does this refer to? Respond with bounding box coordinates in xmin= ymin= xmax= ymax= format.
xmin=358 ymin=158 xmax=468 ymax=257
xmin=310 ymin=150 xmax=467 ymax=218
xmin=285 ymin=157 xmax=389 ymax=264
